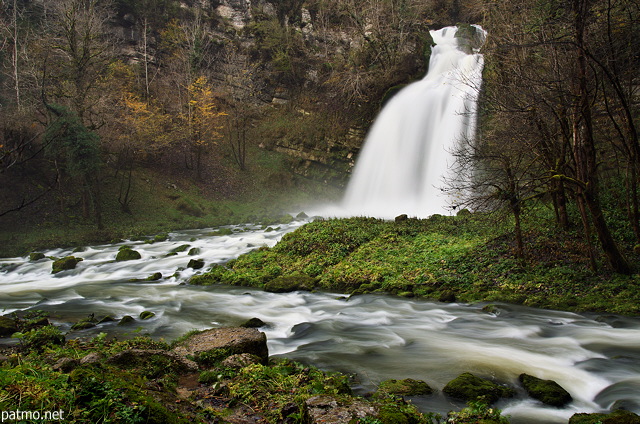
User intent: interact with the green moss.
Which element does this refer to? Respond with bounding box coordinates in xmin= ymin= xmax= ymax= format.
xmin=263 ymin=274 xmax=316 ymax=293
xmin=569 ymin=409 xmax=640 ymax=424
xmin=116 ymin=247 xmax=141 ymax=261
xmin=139 ymin=311 xmax=156 ymax=320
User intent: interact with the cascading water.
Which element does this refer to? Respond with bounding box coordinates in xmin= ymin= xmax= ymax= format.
xmin=341 ymin=25 xmax=485 ymax=218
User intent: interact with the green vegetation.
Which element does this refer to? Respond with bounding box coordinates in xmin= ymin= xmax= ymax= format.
xmin=191 ymin=211 xmax=640 ymax=315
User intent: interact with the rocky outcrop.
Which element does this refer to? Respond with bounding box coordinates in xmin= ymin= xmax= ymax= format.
xmin=569 ymin=409 xmax=640 ymax=424
xmin=108 ymin=349 xmax=198 ymax=374
xmin=519 ymin=373 xmax=572 ymax=407
xmin=172 ymin=327 xmax=268 ymax=366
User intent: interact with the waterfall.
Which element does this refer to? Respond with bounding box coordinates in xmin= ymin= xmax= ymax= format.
xmin=341 ymin=25 xmax=486 ymax=219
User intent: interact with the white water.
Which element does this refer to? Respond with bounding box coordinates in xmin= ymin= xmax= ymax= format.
xmin=2 ymin=222 xmax=640 ymax=423
xmin=335 ymin=26 xmax=485 ymax=218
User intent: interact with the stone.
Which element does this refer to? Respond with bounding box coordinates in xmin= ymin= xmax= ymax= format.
xmin=52 ymin=256 xmax=83 ymax=273
xmin=147 ymin=272 xmax=163 ymax=281
xmin=29 ymin=252 xmax=45 ymax=261
xmin=0 ymin=316 xmax=18 ymax=337
xmin=173 ymin=327 xmax=269 ymax=366
xmin=569 ymin=409 xmax=640 ymax=424
xmin=71 ymin=321 xmax=96 ymax=331
xmin=439 ymin=290 xmax=457 ymax=303
xmin=118 ymin=315 xmax=135 ymax=325
xmin=116 ymin=247 xmax=141 ymax=261
xmin=304 ymin=395 xmax=378 ymax=424
xmin=139 ymin=311 xmax=156 ymax=320
xmin=395 ymin=214 xmax=408 ymax=222
xmin=377 ymin=378 xmax=434 ymax=396
xmin=264 ymin=274 xmax=316 ymax=293
xmin=443 ymin=372 xmax=515 ymax=404
xmin=80 ymin=352 xmax=103 ymax=365
xmin=187 ymin=259 xmax=205 ymax=269
xmin=241 ymin=317 xmax=266 ymax=328
xmin=519 ymin=373 xmax=572 ymax=407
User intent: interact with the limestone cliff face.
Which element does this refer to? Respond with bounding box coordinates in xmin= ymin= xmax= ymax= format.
xmin=109 ymin=0 xmax=472 ymax=186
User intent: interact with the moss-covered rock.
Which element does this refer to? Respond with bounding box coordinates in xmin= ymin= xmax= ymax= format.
xmin=187 ymin=259 xmax=205 ymax=269
xmin=172 ymin=327 xmax=269 ymax=366
xmin=378 ymin=378 xmax=434 ymax=396
xmin=519 ymin=373 xmax=572 ymax=407
xmin=171 ymin=244 xmax=190 ymax=254
xmin=569 ymin=409 xmax=640 ymax=424
xmin=118 ymin=315 xmax=135 ymax=325
xmin=443 ymin=372 xmax=515 ymax=404
xmin=116 ymin=247 xmax=141 ymax=261
xmin=147 ymin=272 xmax=163 ymax=281
xmin=263 ymin=274 xmax=316 ymax=293
xmin=0 ymin=316 xmax=18 ymax=337
xmin=29 ymin=252 xmax=45 ymax=261
xmin=52 ymin=256 xmax=83 ymax=273
xmin=139 ymin=311 xmax=156 ymax=320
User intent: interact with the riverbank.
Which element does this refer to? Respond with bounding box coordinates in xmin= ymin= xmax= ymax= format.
xmin=190 ymin=213 xmax=640 ymax=316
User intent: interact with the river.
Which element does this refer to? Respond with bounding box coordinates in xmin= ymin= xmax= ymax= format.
xmin=1 ymin=220 xmax=639 ymax=423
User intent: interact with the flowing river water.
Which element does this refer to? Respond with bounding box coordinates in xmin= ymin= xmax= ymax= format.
xmin=2 ymin=221 xmax=640 ymax=423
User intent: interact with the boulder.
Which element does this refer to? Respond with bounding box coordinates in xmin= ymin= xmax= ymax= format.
xmin=173 ymin=327 xmax=268 ymax=366
xmin=569 ymin=409 xmax=640 ymax=424
xmin=220 ymin=353 xmax=263 ymax=369
xmin=118 ymin=315 xmax=135 ymax=325
xmin=443 ymin=372 xmax=515 ymax=404
xmin=377 ymin=378 xmax=434 ymax=396
xmin=304 ymin=395 xmax=378 ymax=424
xmin=519 ymin=373 xmax=572 ymax=407
xmin=52 ymin=357 xmax=79 ymax=373
xmin=147 ymin=272 xmax=163 ymax=281
xmin=187 ymin=259 xmax=205 ymax=269
xmin=52 ymin=256 xmax=83 ymax=273
xmin=139 ymin=311 xmax=155 ymax=320
xmin=116 ymin=247 xmax=141 ymax=261
xmin=29 ymin=252 xmax=45 ymax=261
xmin=264 ymin=274 xmax=316 ymax=293
xmin=0 ymin=316 xmax=18 ymax=337
xmin=241 ymin=317 xmax=266 ymax=328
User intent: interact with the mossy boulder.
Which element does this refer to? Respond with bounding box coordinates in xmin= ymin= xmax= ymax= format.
xmin=139 ymin=311 xmax=156 ymax=320
xmin=0 ymin=316 xmax=18 ymax=337
xmin=519 ymin=373 xmax=572 ymax=407
xmin=118 ymin=315 xmax=135 ymax=325
xmin=378 ymin=378 xmax=434 ymax=396
xmin=52 ymin=256 xmax=83 ymax=273
xmin=170 ymin=244 xmax=190 ymax=254
xmin=29 ymin=252 xmax=45 ymax=261
xmin=172 ymin=327 xmax=269 ymax=366
xmin=264 ymin=274 xmax=316 ymax=293
xmin=569 ymin=409 xmax=640 ymax=424
xmin=443 ymin=372 xmax=515 ymax=404
xmin=187 ymin=259 xmax=205 ymax=269
xmin=116 ymin=247 xmax=141 ymax=261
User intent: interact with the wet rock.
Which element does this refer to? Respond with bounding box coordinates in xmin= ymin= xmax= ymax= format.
xmin=171 ymin=244 xmax=190 ymax=254
xmin=71 ymin=321 xmax=96 ymax=331
xmin=108 ymin=349 xmax=198 ymax=374
xmin=146 ymin=272 xmax=163 ymax=281
xmin=220 ymin=353 xmax=263 ymax=369
xmin=29 ymin=252 xmax=45 ymax=261
xmin=53 ymin=357 xmax=79 ymax=373
xmin=377 ymin=378 xmax=434 ymax=396
xmin=116 ymin=247 xmax=141 ymax=261
xmin=118 ymin=315 xmax=135 ymax=325
xmin=188 ymin=247 xmax=200 ymax=256
xmin=97 ymin=315 xmax=115 ymax=324
xmin=304 ymin=395 xmax=378 ymax=424
xmin=52 ymin=256 xmax=83 ymax=273
xmin=240 ymin=317 xmax=266 ymax=328
xmin=187 ymin=258 xmax=205 ymax=269
xmin=173 ymin=327 xmax=269 ymax=366
xmin=296 ymin=211 xmax=308 ymax=219
xmin=519 ymin=373 xmax=572 ymax=407
xmin=0 ymin=316 xmax=18 ymax=337
xmin=443 ymin=372 xmax=515 ymax=404
xmin=139 ymin=311 xmax=156 ymax=320
xmin=395 ymin=214 xmax=408 ymax=222
xmin=569 ymin=409 xmax=640 ymax=424
xmin=264 ymin=274 xmax=316 ymax=293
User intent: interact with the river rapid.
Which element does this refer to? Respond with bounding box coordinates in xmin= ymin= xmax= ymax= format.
xmin=1 ymin=220 xmax=640 ymax=423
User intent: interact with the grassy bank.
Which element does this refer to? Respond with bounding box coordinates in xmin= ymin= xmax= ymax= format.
xmin=191 ymin=212 xmax=640 ymax=316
